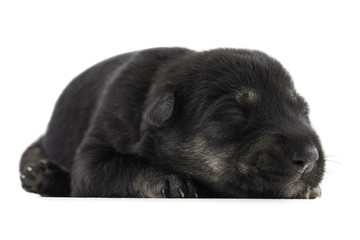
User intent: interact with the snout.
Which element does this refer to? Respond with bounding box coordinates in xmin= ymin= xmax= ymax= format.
xmin=291 ymin=145 xmax=319 ymax=174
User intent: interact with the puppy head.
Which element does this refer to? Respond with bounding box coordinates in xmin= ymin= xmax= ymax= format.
xmin=141 ymin=49 xmax=325 ymax=198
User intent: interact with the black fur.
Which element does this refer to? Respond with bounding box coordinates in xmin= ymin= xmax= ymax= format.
xmin=19 ymin=47 xmax=325 ymax=198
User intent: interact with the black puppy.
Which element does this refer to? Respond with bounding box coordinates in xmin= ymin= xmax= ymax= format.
xmin=19 ymin=47 xmax=325 ymax=198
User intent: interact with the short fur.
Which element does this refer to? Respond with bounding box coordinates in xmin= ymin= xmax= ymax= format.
xmin=19 ymin=47 xmax=325 ymax=198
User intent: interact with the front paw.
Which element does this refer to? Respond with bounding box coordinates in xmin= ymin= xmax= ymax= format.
xmin=134 ymin=174 xmax=198 ymax=198
xmin=304 ymin=186 xmax=322 ymax=199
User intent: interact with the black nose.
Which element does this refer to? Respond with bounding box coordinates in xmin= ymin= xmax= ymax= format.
xmin=292 ymin=145 xmax=319 ymax=173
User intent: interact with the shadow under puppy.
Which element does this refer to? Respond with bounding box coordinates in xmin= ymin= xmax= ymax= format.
xmin=20 ymin=47 xmax=325 ymax=198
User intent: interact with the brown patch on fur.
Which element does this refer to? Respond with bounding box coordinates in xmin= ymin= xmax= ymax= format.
xmin=235 ymin=88 xmax=258 ymax=104
xmin=177 ymin=135 xmax=235 ymax=182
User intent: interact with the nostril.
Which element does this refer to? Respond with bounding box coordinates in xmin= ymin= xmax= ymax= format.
xmin=291 ymin=159 xmax=307 ymax=173
xmin=291 ymin=145 xmax=319 ymax=172
xmin=292 ymin=153 xmax=307 ymax=166
xmin=292 ymin=160 xmax=305 ymax=167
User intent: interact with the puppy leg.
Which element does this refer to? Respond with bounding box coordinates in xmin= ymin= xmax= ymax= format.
xmin=132 ymin=168 xmax=198 ymax=198
xmin=20 ymin=138 xmax=70 ymax=196
xmin=71 ymin=142 xmax=197 ymax=198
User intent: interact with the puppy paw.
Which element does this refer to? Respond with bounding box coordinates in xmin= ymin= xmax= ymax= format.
xmin=20 ymin=159 xmax=65 ymax=195
xmin=135 ymin=174 xmax=198 ymax=198
xmin=304 ymin=186 xmax=322 ymax=199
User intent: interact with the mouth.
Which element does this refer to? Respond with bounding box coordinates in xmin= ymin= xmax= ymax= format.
xmin=242 ymin=164 xmax=317 ymax=198
xmin=292 ymin=172 xmax=305 ymax=183
xmin=293 ymin=162 xmax=316 ymax=182
xmin=282 ymin=167 xmax=320 ymax=198
xmin=280 ymin=178 xmax=306 ymax=198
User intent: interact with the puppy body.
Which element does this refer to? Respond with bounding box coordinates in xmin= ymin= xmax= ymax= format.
xmin=20 ymin=48 xmax=325 ymax=198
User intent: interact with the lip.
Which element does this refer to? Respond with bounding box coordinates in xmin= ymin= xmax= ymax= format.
xmin=292 ymin=170 xmax=308 ymax=183
xmin=282 ymin=178 xmax=307 ymax=198
xmin=292 ymin=165 xmax=314 ymax=184
xmin=304 ymin=163 xmax=315 ymax=173
xmin=292 ymin=174 xmax=303 ymax=183
xmin=295 ymin=162 xmax=315 ymax=178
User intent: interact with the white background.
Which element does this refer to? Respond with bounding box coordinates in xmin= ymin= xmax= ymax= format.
xmin=1 ymin=0 xmax=359 ymax=239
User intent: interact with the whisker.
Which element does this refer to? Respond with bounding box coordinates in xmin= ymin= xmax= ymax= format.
xmin=325 ymin=154 xmax=341 ymax=158
xmin=324 ymin=156 xmax=342 ymax=166
xmin=323 ymin=168 xmax=334 ymax=175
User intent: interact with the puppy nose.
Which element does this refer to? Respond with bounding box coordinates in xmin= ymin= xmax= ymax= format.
xmin=292 ymin=145 xmax=319 ymax=173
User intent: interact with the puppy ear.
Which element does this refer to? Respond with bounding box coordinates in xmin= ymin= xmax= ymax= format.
xmin=143 ymin=89 xmax=175 ymax=127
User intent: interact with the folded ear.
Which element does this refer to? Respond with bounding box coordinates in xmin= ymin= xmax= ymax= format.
xmin=143 ymin=89 xmax=175 ymax=127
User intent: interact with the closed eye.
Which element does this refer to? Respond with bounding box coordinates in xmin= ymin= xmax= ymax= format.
xmin=213 ymin=104 xmax=249 ymax=122
xmin=201 ymin=95 xmax=250 ymax=122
